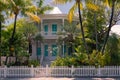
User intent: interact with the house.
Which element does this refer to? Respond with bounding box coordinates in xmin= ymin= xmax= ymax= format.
xmin=30 ymin=7 xmax=78 ymax=66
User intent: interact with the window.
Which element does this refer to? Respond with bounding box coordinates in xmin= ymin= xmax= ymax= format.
xmin=37 ymin=47 xmax=41 ymax=56
xmin=44 ymin=25 xmax=48 ymax=35
xmin=52 ymin=24 xmax=57 ymax=35
xmin=44 ymin=45 xmax=48 ymax=56
xmin=52 ymin=45 xmax=58 ymax=56
xmin=68 ymin=47 xmax=72 ymax=55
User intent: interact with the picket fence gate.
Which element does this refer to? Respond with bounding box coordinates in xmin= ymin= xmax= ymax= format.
xmin=0 ymin=65 xmax=120 ymax=78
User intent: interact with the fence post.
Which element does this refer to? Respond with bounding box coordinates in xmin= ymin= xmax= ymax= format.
xmin=71 ymin=65 xmax=74 ymax=77
xmin=31 ymin=65 xmax=34 ymax=77
xmin=46 ymin=64 xmax=48 ymax=77
xmin=97 ymin=65 xmax=101 ymax=76
xmin=4 ymin=66 xmax=7 ymax=78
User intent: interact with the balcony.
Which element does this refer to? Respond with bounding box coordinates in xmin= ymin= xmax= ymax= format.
xmin=41 ymin=31 xmax=58 ymax=39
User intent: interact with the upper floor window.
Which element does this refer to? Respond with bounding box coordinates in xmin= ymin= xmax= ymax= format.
xmin=44 ymin=25 xmax=48 ymax=35
xmin=52 ymin=24 xmax=57 ymax=35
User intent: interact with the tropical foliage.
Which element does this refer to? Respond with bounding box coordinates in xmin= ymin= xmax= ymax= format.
xmin=0 ymin=0 xmax=51 ymax=66
xmin=52 ymin=0 xmax=120 ymax=66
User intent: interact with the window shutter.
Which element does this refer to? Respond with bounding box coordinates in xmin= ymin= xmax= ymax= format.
xmin=44 ymin=45 xmax=48 ymax=56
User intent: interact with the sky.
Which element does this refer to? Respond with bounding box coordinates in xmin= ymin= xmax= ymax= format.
xmin=5 ymin=0 xmax=74 ymax=25
xmin=44 ymin=0 xmax=75 ymax=14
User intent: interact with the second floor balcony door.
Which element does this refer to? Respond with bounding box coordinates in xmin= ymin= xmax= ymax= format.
xmin=44 ymin=25 xmax=48 ymax=35
xmin=52 ymin=24 xmax=57 ymax=35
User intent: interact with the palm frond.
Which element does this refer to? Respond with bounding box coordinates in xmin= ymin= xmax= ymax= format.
xmin=26 ymin=12 xmax=40 ymax=23
xmin=37 ymin=5 xmax=53 ymax=14
xmin=25 ymin=5 xmax=38 ymax=13
xmin=68 ymin=3 xmax=77 ymax=23
xmin=86 ymin=2 xmax=99 ymax=11
xmin=53 ymin=0 xmax=72 ymax=4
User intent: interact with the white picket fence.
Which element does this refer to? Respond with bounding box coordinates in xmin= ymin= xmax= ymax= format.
xmin=0 ymin=65 xmax=120 ymax=78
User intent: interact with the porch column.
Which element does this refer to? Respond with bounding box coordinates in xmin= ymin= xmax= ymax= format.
xmin=41 ymin=19 xmax=43 ymax=35
xmin=40 ymin=43 xmax=44 ymax=64
xmin=62 ymin=18 xmax=64 ymax=27
xmin=62 ymin=18 xmax=65 ymax=57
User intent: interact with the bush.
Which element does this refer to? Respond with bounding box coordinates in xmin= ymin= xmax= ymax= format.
xmin=51 ymin=56 xmax=83 ymax=67
xmin=28 ymin=60 xmax=40 ymax=67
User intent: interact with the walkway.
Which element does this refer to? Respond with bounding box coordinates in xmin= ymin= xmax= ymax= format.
xmin=0 ymin=77 xmax=119 ymax=80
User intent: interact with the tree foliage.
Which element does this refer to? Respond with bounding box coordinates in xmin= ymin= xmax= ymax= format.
xmin=53 ymin=0 xmax=120 ymax=66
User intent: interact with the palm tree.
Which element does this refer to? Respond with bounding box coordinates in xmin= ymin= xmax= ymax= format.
xmin=21 ymin=22 xmax=38 ymax=55
xmin=8 ymin=0 xmax=52 ymax=53
xmin=101 ymin=0 xmax=120 ymax=53
xmin=3 ymin=0 xmax=40 ymax=64
xmin=8 ymin=0 xmax=40 ymax=55
xmin=57 ymin=22 xmax=81 ymax=56
xmin=0 ymin=0 xmax=8 ymax=66
xmin=93 ymin=0 xmax=98 ymax=51
xmin=53 ymin=0 xmax=89 ymax=53
xmin=33 ymin=32 xmax=43 ymax=61
xmin=76 ymin=0 xmax=89 ymax=53
xmin=86 ymin=0 xmax=101 ymax=51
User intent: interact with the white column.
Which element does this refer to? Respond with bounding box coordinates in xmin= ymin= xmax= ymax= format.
xmin=31 ymin=42 xmax=37 ymax=60
xmin=40 ymin=43 xmax=44 ymax=64
xmin=62 ymin=18 xmax=64 ymax=28
xmin=41 ymin=19 xmax=43 ymax=35
xmin=63 ymin=41 xmax=64 ymax=57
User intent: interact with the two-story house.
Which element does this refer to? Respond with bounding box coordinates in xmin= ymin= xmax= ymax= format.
xmin=30 ymin=7 xmax=78 ymax=66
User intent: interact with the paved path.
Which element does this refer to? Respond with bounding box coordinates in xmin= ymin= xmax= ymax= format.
xmin=0 ymin=78 xmax=119 ymax=80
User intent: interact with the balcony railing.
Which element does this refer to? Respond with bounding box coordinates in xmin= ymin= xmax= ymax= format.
xmin=41 ymin=31 xmax=58 ymax=39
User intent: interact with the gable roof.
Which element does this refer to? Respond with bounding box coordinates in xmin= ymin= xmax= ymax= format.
xmin=48 ymin=7 xmax=62 ymax=14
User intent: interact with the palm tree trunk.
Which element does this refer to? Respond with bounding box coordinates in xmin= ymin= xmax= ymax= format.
xmin=94 ymin=13 xmax=98 ymax=51
xmin=9 ymin=13 xmax=18 ymax=51
xmin=29 ymin=41 xmax=32 ymax=55
xmin=94 ymin=0 xmax=98 ymax=51
xmin=6 ymin=13 xmax=18 ymax=65
xmin=5 ymin=56 xmax=8 ymax=65
xmin=11 ymin=13 xmax=18 ymax=41
xmin=0 ymin=21 xmax=2 ymax=66
xmin=101 ymin=0 xmax=115 ymax=53
xmin=77 ymin=0 xmax=89 ymax=53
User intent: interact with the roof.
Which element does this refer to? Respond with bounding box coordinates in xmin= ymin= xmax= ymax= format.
xmin=48 ymin=7 xmax=62 ymax=14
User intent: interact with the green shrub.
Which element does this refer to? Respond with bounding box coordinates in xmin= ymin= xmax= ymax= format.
xmin=28 ymin=60 xmax=40 ymax=67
